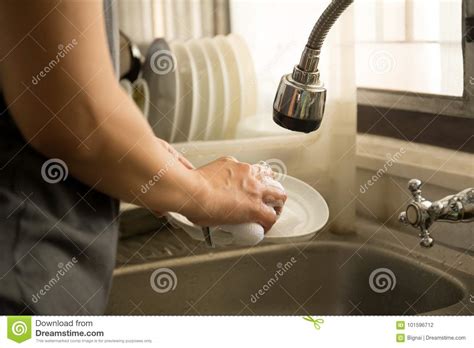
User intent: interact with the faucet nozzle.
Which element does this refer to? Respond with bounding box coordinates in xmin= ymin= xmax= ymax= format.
xmin=272 ymin=0 xmax=354 ymax=133
xmin=272 ymin=67 xmax=326 ymax=133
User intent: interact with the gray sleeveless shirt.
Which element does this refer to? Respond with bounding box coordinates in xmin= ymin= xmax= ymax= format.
xmin=0 ymin=0 xmax=120 ymax=314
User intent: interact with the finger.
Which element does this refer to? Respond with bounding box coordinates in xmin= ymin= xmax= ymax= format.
xmin=262 ymin=186 xmax=287 ymax=206
xmin=256 ymin=203 xmax=278 ymax=232
xmin=273 ymin=205 xmax=283 ymax=216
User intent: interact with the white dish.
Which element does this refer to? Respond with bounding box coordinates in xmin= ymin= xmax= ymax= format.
xmin=186 ymin=40 xmax=209 ymax=141
xmin=132 ymin=78 xmax=150 ymax=119
xmin=142 ymin=38 xmax=177 ymax=142
xmin=198 ymin=39 xmax=217 ymax=141
xmin=227 ymin=33 xmax=258 ymax=119
xmin=170 ymin=41 xmax=193 ymax=143
xmin=214 ymin=35 xmax=241 ymax=139
xmin=167 ymin=175 xmax=329 ymax=245
xmin=201 ymin=38 xmax=226 ymax=140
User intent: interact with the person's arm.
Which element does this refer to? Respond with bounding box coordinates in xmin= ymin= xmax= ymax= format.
xmin=0 ymin=0 xmax=285 ymax=230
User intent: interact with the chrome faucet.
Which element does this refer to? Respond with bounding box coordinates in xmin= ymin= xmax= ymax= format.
xmin=399 ymin=179 xmax=474 ymax=247
xmin=273 ymin=0 xmax=354 ymax=132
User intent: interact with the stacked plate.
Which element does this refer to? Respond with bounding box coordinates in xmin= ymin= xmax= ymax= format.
xmin=143 ymin=34 xmax=257 ymax=142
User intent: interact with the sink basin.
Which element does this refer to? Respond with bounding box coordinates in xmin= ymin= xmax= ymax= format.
xmin=107 ymin=220 xmax=473 ymax=315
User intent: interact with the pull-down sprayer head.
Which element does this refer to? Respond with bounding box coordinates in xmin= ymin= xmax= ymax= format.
xmin=273 ymin=0 xmax=354 ymax=133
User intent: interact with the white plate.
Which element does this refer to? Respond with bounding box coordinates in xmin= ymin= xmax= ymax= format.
xmin=214 ymin=35 xmax=241 ymax=139
xmin=201 ymin=38 xmax=226 ymax=140
xmin=167 ymin=175 xmax=329 ymax=245
xmin=142 ymin=38 xmax=177 ymax=142
xmin=198 ymin=39 xmax=217 ymax=141
xmin=186 ymin=40 xmax=209 ymax=141
xmin=170 ymin=41 xmax=193 ymax=143
xmin=227 ymin=33 xmax=258 ymax=119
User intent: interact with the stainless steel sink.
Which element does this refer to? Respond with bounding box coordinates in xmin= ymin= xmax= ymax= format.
xmin=107 ymin=217 xmax=474 ymax=315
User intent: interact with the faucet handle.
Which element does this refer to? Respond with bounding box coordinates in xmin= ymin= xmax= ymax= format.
xmin=407 ymin=179 xmax=424 ymax=202
xmin=398 ymin=211 xmax=408 ymax=224
xmin=400 ymin=178 xmax=434 ymax=248
xmin=419 ymin=229 xmax=434 ymax=248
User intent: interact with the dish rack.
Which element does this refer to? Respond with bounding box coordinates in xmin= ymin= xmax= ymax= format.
xmin=125 ymin=34 xmax=259 ymax=142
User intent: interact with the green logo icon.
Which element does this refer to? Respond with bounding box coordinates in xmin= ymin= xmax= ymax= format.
xmin=396 ymin=320 xmax=405 ymax=330
xmin=396 ymin=333 xmax=405 ymax=343
xmin=7 ymin=316 xmax=32 ymax=343
xmin=303 ymin=316 xmax=324 ymax=330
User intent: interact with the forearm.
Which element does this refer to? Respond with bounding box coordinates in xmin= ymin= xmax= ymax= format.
xmin=37 ymin=85 xmax=205 ymax=213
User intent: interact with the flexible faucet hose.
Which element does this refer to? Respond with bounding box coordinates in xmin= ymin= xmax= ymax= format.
xmin=306 ymin=0 xmax=354 ymax=51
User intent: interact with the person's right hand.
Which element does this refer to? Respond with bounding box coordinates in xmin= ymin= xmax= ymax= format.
xmin=183 ymin=157 xmax=287 ymax=231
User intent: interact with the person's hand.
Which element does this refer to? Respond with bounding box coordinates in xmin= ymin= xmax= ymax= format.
xmin=185 ymin=157 xmax=287 ymax=231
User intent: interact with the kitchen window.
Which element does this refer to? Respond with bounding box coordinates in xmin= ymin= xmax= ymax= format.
xmin=356 ymin=0 xmax=463 ymax=97
xmin=355 ymin=0 xmax=474 ymax=152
